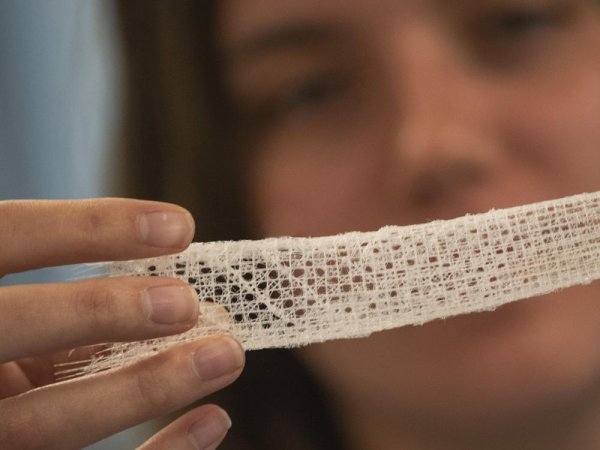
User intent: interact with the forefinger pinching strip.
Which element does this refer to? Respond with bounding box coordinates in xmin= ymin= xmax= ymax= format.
xmin=76 ymin=191 xmax=600 ymax=375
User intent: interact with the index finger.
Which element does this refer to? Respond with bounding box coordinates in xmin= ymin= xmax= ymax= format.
xmin=0 ymin=199 xmax=195 ymax=275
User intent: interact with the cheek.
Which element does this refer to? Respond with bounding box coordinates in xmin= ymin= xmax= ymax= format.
xmin=493 ymin=47 xmax=600 ymax=193
xmin=249 ymin=123 xmax=400 ymax=237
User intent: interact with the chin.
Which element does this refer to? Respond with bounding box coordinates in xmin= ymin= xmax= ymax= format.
xmin=376 ymin=284 xmax=600 ymax=433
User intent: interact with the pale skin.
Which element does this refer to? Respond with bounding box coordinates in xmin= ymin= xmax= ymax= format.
xmin=0 ymin=199 xmax=245 ymax=450
xmin=220 ymin=0 xmax=600 ymax=448
xmin=2 ymin=1 xmax=600 ymax=449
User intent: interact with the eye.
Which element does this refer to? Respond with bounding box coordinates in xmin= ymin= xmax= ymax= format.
xmin=465 ymin=2 xmax=574 ymax=69
xmin=481 ymin=0 xmax=574 ymax=43
xmin=274 ymin=73 xmax=350 ymax=116
xmin=489 ymin=8 xmax=559 ymax=38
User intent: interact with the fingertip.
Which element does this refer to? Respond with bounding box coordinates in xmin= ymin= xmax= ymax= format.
xmin=136 ymin=209 xmax=195 ymax=250
xmin=187 ymin=406 xmax=231 ymax=450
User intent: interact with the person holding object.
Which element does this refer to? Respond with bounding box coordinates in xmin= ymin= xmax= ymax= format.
xmin=0 ymin=199 xmax=244 ymax=449
xmin=2 ymin=0 xmax=600 ymax=448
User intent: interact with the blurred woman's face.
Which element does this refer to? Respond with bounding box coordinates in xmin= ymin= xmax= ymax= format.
xmin=219 ymin=0 xmax=600 ymax=444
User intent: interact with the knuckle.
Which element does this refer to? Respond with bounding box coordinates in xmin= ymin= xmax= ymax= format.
xmin=134 ymin=359 xmax=176 ymax=412
xmin=81 ymin=204 xmax=106 ymax=238
xmin=75 ymin=283 xmax=119 ymax=329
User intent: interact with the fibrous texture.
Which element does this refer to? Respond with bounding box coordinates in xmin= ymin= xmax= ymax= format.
xmin=80 ymin=192 xmax=600 ymax=375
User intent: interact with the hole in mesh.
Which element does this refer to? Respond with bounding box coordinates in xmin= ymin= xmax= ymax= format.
xmin=293 ymin=288 xmax=304 ymax=297
xmin=200 ymin=267 xmax=212 ymax=274
xmin=344 ymin=307 xmax=352 ymax=313
xmin=270 ymin=290 xmax=281 ymax=299
xmin=369 ymin=303 xmax=377 ymax=309
xmin=215 ymin=287 xmax=224 ymax=296
xmin=248 ymin=312 xmax=258 ymax=321
xmin=295 ymin=309 xmax=305 ymax=317
xmin=341 ymin=284 xmax=351 ymax=293
xmin=215 ymin=275 xmax=227 ymax=283
xmin=283 ymin=299 xmax=294 ymax=308
xmin=293 ymin=268 xmax=305 ymax=277
xmin=282 ymin=279 xmax=290 ymax=288
xmin=188 ymin=277 xmax=197 ymax=284
xmin=365 ymin=265 xmax=373 ymax=273
xmin=407 ymin=259 xmax=415 ymax=266
xmin=385 ymin=262 xmax=394 ymax=269
xmin=242 ymin=272 xmax=253 ymax=281
xmin=316 ymin=268 xmax=325 ymax=276
xmin=352 ymin=275 xmax=363 ymax=283
xmin=269 ymin=270 xmax=278 ymax=279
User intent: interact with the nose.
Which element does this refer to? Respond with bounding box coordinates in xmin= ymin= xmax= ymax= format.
xmin=387 ymin=25 xmax=499 ymax=207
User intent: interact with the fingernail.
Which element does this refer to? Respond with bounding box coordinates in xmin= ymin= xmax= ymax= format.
xmin=137 ymin=211 xmax=194 ymax=248
xmin=143 ymin=285 xmax=198 ymax=324
xmin=192 ymin=337 xmax=244 ymax=381
xmin=188 ymin=410 xmax=231 ymax=450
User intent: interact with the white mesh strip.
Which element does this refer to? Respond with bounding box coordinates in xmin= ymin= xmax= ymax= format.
xmin=78 ymin=192 xmax=600 ymax=375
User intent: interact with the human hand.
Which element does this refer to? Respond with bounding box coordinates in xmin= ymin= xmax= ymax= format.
xmin=0 ymin=199 xmax=245 ymax=450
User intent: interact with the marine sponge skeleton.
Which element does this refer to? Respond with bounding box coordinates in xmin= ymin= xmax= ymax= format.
xmin=71 ymin=191 xmax=600 ymax=376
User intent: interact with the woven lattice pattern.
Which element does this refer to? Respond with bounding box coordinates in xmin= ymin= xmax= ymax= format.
xmin=81 ymin=192 xmax=600 ymax=374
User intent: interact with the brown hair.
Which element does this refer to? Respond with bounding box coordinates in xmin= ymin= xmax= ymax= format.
xmin=116 ymin=2 xmax=349 ymax=448
xmin=117 ymin=0 xmax=250 ymax=242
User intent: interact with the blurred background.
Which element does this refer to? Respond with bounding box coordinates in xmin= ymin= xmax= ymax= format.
xmin=0 ymin=1 xmax=149 ymax=447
